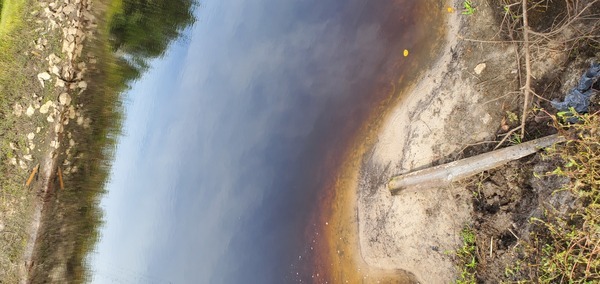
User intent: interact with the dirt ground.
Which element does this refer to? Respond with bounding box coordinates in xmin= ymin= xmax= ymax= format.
xmin=354 ymin=0 xmax=600 ymax=283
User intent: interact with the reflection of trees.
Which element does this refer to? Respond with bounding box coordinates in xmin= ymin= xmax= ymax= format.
xmin=109 ymin=0 xmax=196 ymax=70
xmin=29 ymin=1 xmax=197 ymax=282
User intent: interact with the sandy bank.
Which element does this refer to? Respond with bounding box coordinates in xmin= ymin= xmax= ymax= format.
xmin=356 ymin=1 xmax=522 ymax=282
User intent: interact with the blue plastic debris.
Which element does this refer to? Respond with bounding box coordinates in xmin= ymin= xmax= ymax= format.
xmin=551 ymin=62 xmax=600 ymax=115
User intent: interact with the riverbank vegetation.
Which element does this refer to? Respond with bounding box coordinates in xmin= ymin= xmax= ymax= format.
xmin=0 ymin=0 xmax=51 ymax=280
xmin=0 ymin=0 xmax=194 ymax=281
xmin=30 ymin=0 xmax=194 ymax=281
xmin=455 ymin=0 xmax=600 ymax=283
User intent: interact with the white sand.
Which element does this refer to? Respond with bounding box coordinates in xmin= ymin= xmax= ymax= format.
xmin=355 ymin=2 xmax=517 ymax=282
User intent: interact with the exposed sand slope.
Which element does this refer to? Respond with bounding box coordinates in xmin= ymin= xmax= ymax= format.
xmin=356 ymin=2 xmax=520 ymax=282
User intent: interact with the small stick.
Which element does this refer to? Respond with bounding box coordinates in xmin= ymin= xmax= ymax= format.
xmin=494 ymin=126 xmax=522 ymax=150
xmin=25 ymin=164 xmax=40 ymax=187
xmin=508 ymin=228 xmax=520 ymax=240
xmin=57 ymin=167 xmax=64 ymax=190
xmin=490 ymin=236 xmax=494 ymax=258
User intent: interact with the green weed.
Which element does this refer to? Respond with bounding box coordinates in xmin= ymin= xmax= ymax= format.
xmin=531 ymin=112 xmax=600 ymax=283
xmin=462 ymin=0 xmax=475 ymax=15
xmin=456 ymin=226 xmax=478 ymax=284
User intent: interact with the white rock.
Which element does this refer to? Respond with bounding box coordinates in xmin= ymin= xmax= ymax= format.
xmin=23 ymin=154 xmax=33 ymax=161
xmin=19 ymin=160 xmax=27 ymax=170
xmin=37 ymin=72 xmax=51 ymax=87
xmin=55 ymin=78 xmax=66 ymax=87
xmin=63 ymin=4 xmax=75 ymax=14
xmin=59 ymin=93 xmax=71 ymax=105
xmin=69 ymin=139 xmax=75 ymax=147
xmin=50 ymin=65 xmax=61 ymax=76
xmin=13 ymin=103 xmax=23 ymax=117
xmin=9 ymin=157 xmax=17 ymax=165
xmin=47 ymin=115 xmax=55 ymax=123
xmin=48 ymin=53 xmax=61 ymax=64
xmin=78 ymin=81 xmax=87 ymax=89
xmin=9 ymin=142 xmax=16 ymax=150
xmin=68 ymin=105 xmax=76 ymax=119
xmin=36 ymin=127 xmax=41 ymax=133
xmin=40 ymin=101 xmax=54 ymax=114
xmin=83 ymin=118 xmax=91 ymax=129
xmin=55 ymin=124 xmax=63 ymax=133
xmin=474 ymin=63 xmax=487 ymax=75
xmin=77 ymin=116 xmax=84 ymax=125
xmin=26 ymin=105 xmax=35 ymax=117
xmin=27 ymin=133 xmax=35 ymax=140
xmin=29 ymin=143 xmax=36 ymax=150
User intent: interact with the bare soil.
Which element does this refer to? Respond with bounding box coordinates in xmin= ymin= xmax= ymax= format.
xmin=353 ymin=0 xmax=600 ymax=282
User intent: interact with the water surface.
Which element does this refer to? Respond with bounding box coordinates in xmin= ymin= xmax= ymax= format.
xmin=90 ymin=0 xmax=443 ymax=282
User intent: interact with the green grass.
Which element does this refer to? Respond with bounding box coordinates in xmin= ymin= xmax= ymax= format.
xmin=0 ymin=0 xmax=193 ymax=280
xmin=531 ymin=112 xmax=600 ymax=283
xmin=462 ymin=0 xmax=475 ymax=15
xmin=0 ymin=0 xmax=40 ymax=281
xmin=0 ymin=0 xmax=26 ymax=36
xmin=456 ymin=226 xmax=478 ymax=284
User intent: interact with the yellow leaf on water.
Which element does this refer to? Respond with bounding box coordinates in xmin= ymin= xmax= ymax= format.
xmin=403 ymin=49 xmax=409 ymax=57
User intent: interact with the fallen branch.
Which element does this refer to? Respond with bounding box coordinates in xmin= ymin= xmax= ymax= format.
xmin=520 ymin=0 xmax=533 ymax=138
xmin=388 ymin=134 xmax=565 ymax=194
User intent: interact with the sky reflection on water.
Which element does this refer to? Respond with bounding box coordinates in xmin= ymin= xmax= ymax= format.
xmin=90 ymin=0 xmax=424 ymax=282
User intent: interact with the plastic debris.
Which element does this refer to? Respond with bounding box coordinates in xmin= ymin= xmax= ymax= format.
xmin=551 ymin=62 xmax=600 ymax=115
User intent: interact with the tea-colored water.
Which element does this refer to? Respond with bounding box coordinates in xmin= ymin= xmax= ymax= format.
xmin=90 ymin=0 xmax=446 ymax=282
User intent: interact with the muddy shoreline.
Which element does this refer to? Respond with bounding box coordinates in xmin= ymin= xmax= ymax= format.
xmin=349 ymin=0 xmax=599 ymax=282
xmin=339 ymin=0 xmax=528 ymax=282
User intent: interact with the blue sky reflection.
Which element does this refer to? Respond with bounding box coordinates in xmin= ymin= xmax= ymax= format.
xmin=89 ymin=0 xmax=416 ymax=282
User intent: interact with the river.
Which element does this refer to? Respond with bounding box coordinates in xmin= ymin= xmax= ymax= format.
xmin=89 ymin=0 xmax=444 ymax=282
